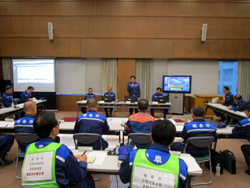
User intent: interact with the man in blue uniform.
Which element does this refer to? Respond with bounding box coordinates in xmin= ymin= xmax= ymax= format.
xmin=21 ymin=111 xmax=95 ymax=188
xmin=127 ymin=75 xmax=141 ymax=115
xmin=81 ymin=88 xmax=96 ymax=114
xmin=125 ymin=99 xmax=155 ymax=149
xmin=2 ymin=85 xmax=16 ymax=107
xmin=14 ymin=101 xmax=37 ymax=151
xmin=20 ymin=86 xmax=34 ymax=103
xmin=0 ymin=134 xmax=14 ymax=166
xmin=214 ymin=86 xmax=234 ymax=122
xmin=119 ymin=119 xmax=188 ymax=188
xmin=171 ymin=105 xmax=218 ymax=157
xmin=103 ymin=86 xmax=116 ymax=117
xmin=232 ymin=102 xmax=250 ymax=175
xmin=226 ymin=94 xmax=247 ymax=124
xmin=75 ymin=98 xmax=110 ymax=150
xmin=150 ymin=87 xmax=168 ymax=118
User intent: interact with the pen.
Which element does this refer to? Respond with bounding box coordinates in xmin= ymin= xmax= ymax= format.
xmin=5 ymin=124 xmax=8 ymax=127
xmin=81 ymin=150 xmax=87 ymax=156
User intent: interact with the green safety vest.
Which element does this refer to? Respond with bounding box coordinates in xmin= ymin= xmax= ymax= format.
xmin=21 ymin=142 xmax=61 ymax=188
xmin=131 ymin=149 xmax=180 ymax=188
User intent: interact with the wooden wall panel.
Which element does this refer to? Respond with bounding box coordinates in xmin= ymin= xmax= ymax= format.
xmin=117 ymin=59 xmax=135 ymax=112
xmin=81 ymin=39 xmax=173 ymax=58
xmin=0 ymin=38 xmax=81 ymax=57
xmin=174 ymin=39 xmax=250 ymax=59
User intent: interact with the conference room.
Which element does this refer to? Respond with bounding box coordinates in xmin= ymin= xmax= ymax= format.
xmin=0 ymin=0 xmax=250 ymax=188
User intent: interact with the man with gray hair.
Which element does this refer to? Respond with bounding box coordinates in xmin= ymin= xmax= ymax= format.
xmin=74 ymin=98 xmax=110 ymax=150
xmin=171 ymin=105 xmax=218 ymax=157
xmin=103 ymin=86 xmax=116 ymax=117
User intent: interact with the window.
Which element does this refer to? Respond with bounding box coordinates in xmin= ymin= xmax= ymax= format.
xmin=218 ymin=61 xmax=238 ymax=95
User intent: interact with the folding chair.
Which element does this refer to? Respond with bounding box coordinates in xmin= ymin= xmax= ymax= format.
xmin=183 ymin=136 xmax=214 ymax=186
xmin=14 ymin=133 xmax=39 ymax=180
xmin=73 ymin=133 xmax=102 ymax=181
xmin=128 ymin=133 xmax=151 ymax=149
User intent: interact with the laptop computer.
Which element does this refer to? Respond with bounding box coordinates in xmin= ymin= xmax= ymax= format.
xmin=101 ymin=96 xmax=112 ymax=102
xmin=157 ymin=97 xmax=167 ymax=103
xmin=125 ymin=96 xmax=135 ymax=103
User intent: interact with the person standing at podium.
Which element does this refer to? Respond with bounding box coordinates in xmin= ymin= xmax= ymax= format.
xmin=81 ymin=88 xmax=95 ymax=114
xmin=103 ymin=86 xmax=116 ymax=117
xmin=127 ymin=76 xmax=141 ymax=115
xmin=150 ymin=87 xmax=168 ymax=118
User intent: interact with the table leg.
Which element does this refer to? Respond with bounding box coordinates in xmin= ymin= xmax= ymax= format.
xmin=186 ymin=176 xmax=192 ymax=188
xmin=77 ymin=104 xmax=80 ymax=118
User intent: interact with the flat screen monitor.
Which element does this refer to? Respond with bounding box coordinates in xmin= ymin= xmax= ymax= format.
xmin=163 ymin=75 xmax=192 ymax=93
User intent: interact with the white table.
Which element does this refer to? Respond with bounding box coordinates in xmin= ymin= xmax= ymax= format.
xmin=76 ymin=101 xmax=124 ymax=117
xmin=205 ymin=103 xmax=247 ymax=125
xmin=72 ymin=149 xmax=202 ymax=187
xmin=149 ymin=102 xmax=172 ymax=116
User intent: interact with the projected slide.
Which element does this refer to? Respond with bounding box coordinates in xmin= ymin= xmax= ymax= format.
xmin=13 ymin=59 xmax=55 ymax=92
xmin=163 ymin=76 xmax=191 ymax=93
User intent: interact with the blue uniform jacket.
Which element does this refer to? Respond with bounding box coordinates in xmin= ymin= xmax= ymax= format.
xmin=223 ymin=92 xmax=234 ymax=106
xmin=229 ymin=99 xmax=247 ymax=111
xmin=180 ymin=119 xmax=218 ymax=155
xmin=127 ymin=82 xmax=141 ymax=101
xmin=14 ymin=114 xmax=35 ymax=151
xmin=152 ymin=93 xmax=165 ymax=102
xmin=104 ymin=92 xmax=116 ymax=101
xmin=20 ymin=91 xmax=32 ymax=103
xmin=26 ymin=137 xmax=92 ymax=188
xmin=118 ymin=143 xmax=188 ymax=188
xmin=232 ymin=118 xmax=250 ymax=142
xmin=74 ymin=110 xmax=110 ymax=150
xmin=84 ymin=93 xmax=95 ymax=100
xmin=2 ymin=93 xmax=15 ymax=107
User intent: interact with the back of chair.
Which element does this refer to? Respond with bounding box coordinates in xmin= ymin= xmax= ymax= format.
xmin=14 ymin=133 xmax=39 ymax=144
xmin=183 ymin=136 xmax=214 ymax=153
xmin=73 ymin=133 xmax=102 ymax=150
xmin=128 ymin=133 xmax=151 ymax=144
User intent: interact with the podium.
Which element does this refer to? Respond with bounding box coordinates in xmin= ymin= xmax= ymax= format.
xmin=169 ymin=93 xmax=184 ymax=115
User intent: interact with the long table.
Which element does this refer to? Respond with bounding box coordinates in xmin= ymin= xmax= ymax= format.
xmin=0 ymin=100 xmax=46 ymax=119
xmin=205 ymin=103 xmax=247 ymax=125
xmin=76 ymin=101 xmax=172 ymax=117
xmin=72 ymin=149 xmax=202 ymax=188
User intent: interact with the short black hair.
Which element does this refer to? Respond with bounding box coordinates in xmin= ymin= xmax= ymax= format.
xmin=88 ymin=88 xmax=92 ymax=90
xmin=152 ymin=119 xmax=176 ymax=146
xmin=234 ymin=94 xmax=242 ymax=100
xmin=243 ymin=102 xmax=250 ymax=112
xmin=191 ymin=105 xmax=205 ymax=117
xmin=156 ymin=87 xmax=162 ymax=91
xmin=87 ymin=98 xmax=97 ymax=109
xmin=130 ymin=75 xmax=136 ymax=79
xmin=27 ymin=86 xmax=34 ymax=90
xmin=138 ymin=99 xmax=148 ymax=111
xmin=5 ymin=85 xmax=12 ymax=91
xmin=223 ymin=86 xmax=230 ymax=91
xmin=33 ymin=111 xmax=57 ymax=138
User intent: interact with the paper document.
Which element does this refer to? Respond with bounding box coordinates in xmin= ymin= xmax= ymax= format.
xmin=87 ymin=152 xmax=106 ymax=165
xmin=212 ymin=98 xmax=219 ymax=103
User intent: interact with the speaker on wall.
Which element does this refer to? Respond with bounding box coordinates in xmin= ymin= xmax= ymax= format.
xmin=48 ymin=22 xmax=54 ymax=40
xmin=201 ymin=24 xmax=207 ymax=42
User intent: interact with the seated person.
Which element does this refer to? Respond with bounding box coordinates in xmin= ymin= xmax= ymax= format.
xmin=21 ymin=111 xmax=95 ymax=188
xmin=171 ymin=105 xmax=217 ymax=157
xmin=119 ymin=119 xmax=188 ymax=188
xmin=214 ymin=86 xmax=234 ymax=122
xmin=226 ymin=94 xmax=247 ymax=124
xmin=75 ymin=98 xmax=110 ymax=150
xmin=81 ymin=88 xmax=95 ymax=114
xmin=125 ymin=99 xmax=155 ymax=149
xmin=150 ymin=87 xmax=168 ymax=118
xmin=14 ymin=101 xmax=37 ymax=151
xmin=20 ymin=86 xmax=34 ymax=103
xmin=103 ymin=86 xmax=116 ymax=117
xmin=2 ymin=85 xmax=16 ymax=107
xmin=0 ymin=134 xmax=14 ymax=166
xmin=232 ymin=102 xmax=250 ymax=175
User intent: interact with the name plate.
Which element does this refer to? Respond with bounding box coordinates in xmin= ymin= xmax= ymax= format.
xmin=152 ymin=102 xmax=158 ymax=105
xmin=126 ymin=101 xmax=131 ymax=104
xmin=99 ymin=101 xmax=105 ymax=104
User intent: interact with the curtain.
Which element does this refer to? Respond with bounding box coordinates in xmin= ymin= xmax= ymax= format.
xmin=2 ymin=58 xmax=12 ymax=82
xmin=238 ymin=60 xmax=250 ymax=102
xmin=102 ymin=59 xmax=118 ymax=96
xmin=136 ymin=59 xmax=153 ymax=101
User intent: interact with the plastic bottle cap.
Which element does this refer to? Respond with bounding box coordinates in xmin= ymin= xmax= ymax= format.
xmin=217 ymin=163 xmax=220 ymax=166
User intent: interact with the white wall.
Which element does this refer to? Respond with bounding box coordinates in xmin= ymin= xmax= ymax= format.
xmin=152 ymin=59 xmax=219 ymax=96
